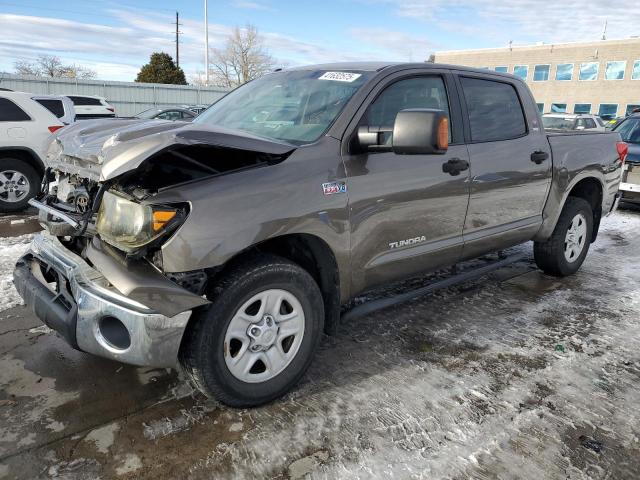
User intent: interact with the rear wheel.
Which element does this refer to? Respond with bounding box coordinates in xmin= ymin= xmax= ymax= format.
xmin=0 ymin=157 xmax=40 ymax=213
xmin=179 ymin=255 xmax=324 ymax=407
xmin=534 ymin=197 xmax=593 ymax=277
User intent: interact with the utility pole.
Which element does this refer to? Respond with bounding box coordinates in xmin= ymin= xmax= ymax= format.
xmin=204 ymin=0 xmax=209 ymax=85
xmin=174 ymin=11 xmax=182 ymax=68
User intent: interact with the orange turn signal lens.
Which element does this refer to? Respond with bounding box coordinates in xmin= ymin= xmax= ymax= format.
xmin=437 ymin=117 xmax=449 ymax=151
xmin=152 ymin=210 xmax=176 ymax=232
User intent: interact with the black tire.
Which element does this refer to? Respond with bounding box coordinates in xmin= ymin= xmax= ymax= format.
xmin=179 ymin=254 xmax=324 ymax=407
xmin=0 ymin=157 xmax=41 ymax=213
xmin=534 ymin=197 xmax=593 ymax=277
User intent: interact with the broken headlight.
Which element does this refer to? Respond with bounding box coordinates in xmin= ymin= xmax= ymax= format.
xmin=96 ymin=190 xmax=183 ymax=252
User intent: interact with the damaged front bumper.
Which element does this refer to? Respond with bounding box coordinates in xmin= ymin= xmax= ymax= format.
xmin=13 ymin=232 xmax=206 ymax=368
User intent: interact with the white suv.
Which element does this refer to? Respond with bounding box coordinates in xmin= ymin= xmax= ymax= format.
xmin=66 ymin=95 xmax=115 ymax=119
xmin=0 ymin=91 xmax=65 ymax=212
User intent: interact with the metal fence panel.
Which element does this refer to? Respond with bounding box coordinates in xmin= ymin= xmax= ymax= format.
xmin=0 ymin=73 xmax=229 ymax=116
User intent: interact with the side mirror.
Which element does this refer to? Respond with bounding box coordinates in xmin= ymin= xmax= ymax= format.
xmin=392 ymin=109 xmax=449 ymax=155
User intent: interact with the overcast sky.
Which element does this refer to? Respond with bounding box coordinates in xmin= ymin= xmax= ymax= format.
xmin=0 ymin=0 xmax=638 ymax=82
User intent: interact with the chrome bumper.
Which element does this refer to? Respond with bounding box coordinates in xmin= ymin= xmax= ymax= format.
xmin=15 ymin=232 xmax=191 ymax=368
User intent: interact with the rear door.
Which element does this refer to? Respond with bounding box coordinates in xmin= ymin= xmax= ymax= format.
xmin=456 ymin=75 xmax=552 ymax=257
xmin=343 ymin=69 xmax=471 ymax=293
xmin=0 ymin=97 xmax=32 ymax=146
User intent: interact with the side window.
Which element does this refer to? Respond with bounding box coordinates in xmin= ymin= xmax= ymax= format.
xmin=585 ymin=119 xmax=596 ymax=129
xmin=362 ymin=76 xmax=452 ymax=141
xmin=0 ymin=98 xmax=31 ymax=122
xmin=460 ymin=77 xmax=527 ymax=142
xmin=35 ymin=99 xmax=65 ymax=118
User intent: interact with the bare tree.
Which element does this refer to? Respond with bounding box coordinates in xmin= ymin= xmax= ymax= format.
xmin=14 ymin=55 xmax=97 ymax=79
xmin=209 ymin=25 xmax=276 ymax=88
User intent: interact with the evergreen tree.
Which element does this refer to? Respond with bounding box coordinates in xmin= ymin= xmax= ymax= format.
xmin=135 ymin=53 xmax=186 ymax=85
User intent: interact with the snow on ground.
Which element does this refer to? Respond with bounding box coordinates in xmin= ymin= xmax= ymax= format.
xmin=1 ymin=211 xmax=639 ymax=479
xmin=0 ymin=234 xmax=33 ymax=312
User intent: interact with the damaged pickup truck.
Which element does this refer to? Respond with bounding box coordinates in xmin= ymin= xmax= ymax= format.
xmin=14 ymin=63 xmax=626 ymax=407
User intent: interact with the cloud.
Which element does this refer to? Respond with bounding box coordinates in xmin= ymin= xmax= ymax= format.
xmin=378 ymin=0 xmax=640 ymax=44
xmin=348 ymin=28 xmax=438 ymax=61
xmin=230 ymin=0 xmax=272 ymax=10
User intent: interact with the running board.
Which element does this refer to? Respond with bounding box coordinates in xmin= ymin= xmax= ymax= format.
xmin=341 ymin=252 xmax=527 ymax=322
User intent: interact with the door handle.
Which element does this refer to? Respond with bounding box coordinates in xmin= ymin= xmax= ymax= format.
xmin=531 ymin=151 xmax=549 ymax=164
xmin=442 ymin=158 xmax=469 ymax=176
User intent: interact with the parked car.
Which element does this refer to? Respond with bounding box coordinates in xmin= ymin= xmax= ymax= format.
xmin=135 ymin=107 xmax=197 ymax=121
xmin=613 ymin=114 xmax=640 ymax=204
xmin=542 ymin=113 xmax=606 ymax=131
xmin=32 ymin=95 xmax=76 ymax=125
xmin=16 ymin=63 xmax=625 ymax=407
xmin=65 ymin=95 xmax=115 ymax=119
xmin=0 ymin=91 xmax=65 ymax=212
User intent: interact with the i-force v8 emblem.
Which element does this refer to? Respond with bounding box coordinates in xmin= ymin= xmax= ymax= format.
xmin=322 ymin=181 xmax=347 ymax=195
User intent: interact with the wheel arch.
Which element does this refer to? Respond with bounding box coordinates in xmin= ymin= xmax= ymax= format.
xmin=0 ymin=147 xmax=46 ymax=178
xmin=535 ymin=173 xmax=605 ymax=243
xmin=566 ymin=177 xmax=603 ymax=242
xmin=202 ymin=233 xmax=342 ymax=336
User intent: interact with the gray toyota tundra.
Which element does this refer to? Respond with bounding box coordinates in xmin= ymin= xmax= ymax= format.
xmin=14 ymin=63 xmax=626 ymax=407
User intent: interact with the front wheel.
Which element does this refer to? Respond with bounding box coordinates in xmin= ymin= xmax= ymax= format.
xmin=534 ymin=197 xmax=593 ymax=277
xmin=179 ymin=255 xmax=324 ymax=407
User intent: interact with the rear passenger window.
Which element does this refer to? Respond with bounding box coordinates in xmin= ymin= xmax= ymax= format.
xmin=67 ymin=96 xmax=102 ymax=106
xmin=460 ymin=77 xmax=527 ymax=142
xmin=0 ymin=98 xmax=31 ymax=121
xmin=35 ymin=99 xmax=65 ymax=118
xmin=362 ymin=75 xmax=452 ymax=141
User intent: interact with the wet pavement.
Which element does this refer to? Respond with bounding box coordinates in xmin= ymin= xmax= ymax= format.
xmin=1 ymin=209 xmax=639 ymax=479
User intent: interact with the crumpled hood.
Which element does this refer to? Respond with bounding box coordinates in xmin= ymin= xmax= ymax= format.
xmin=48 ymin=118 xmax=296 ymax=181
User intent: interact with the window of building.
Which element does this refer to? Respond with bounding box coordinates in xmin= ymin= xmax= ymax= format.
xmin=494 ymin=66 xmax=508 ymax=73
xmin=626 ymin=104 xmax=640 ymax=116
xmin=632 ymin=60 xmax=640 ymax=80
xmin=555 ymin=63 xmax=574 ymax=81
xmin=598 ymin=104 xmax=618 ymax=120
xmin=0 ymin=98 xmax=31 ymax=121
xmin=574 ymin=103 xmax=591 ymax=114
xmin=605 ymin=61 xmax=626 ymax=80
xmin=459 ymin=77 xmax=527 ymax=142
xmin=551 ymin=103 xmax=567 ymax=113
xmin=579 ymin=62 xmax=599 ymax=81
xmin=34 ymin=99 xmax=65 ymax=118
xmin=533 ymin=65 xmax=550 ymax=81
xmin=536 ymin=103 xmax=544 ymax=113
xmin=513 ymin=65 xmax=528 ymax=81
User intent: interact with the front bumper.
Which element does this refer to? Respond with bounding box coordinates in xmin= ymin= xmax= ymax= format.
xmin=13 ymin=233 xmax=192 ymax=368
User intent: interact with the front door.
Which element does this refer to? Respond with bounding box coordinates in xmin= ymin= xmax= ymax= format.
xmin=344 ymin=72 xmax=471 ymax=294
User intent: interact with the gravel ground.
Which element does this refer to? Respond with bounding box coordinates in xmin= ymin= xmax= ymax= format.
xmin=0 ymin=209 xmax=638 ymax=479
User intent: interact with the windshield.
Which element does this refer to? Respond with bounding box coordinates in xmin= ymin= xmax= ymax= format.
xmin=542 ymin=116 xmax=576 ymax=130
xmin=194 ymin=70 xmax=371 ymax=144
xmin=614 ymin=117 xmax=640 ymax=144
xmin=136 ymin=108 xmax=161 ymax=119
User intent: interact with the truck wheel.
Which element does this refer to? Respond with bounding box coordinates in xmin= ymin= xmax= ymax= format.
xmin=0 ymin=157 xmax=40 ymax=213
xmin=179 ymin=255 xmax=324 ymax=407
xmin=534 ymin=197 xmax=593 ymax=277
